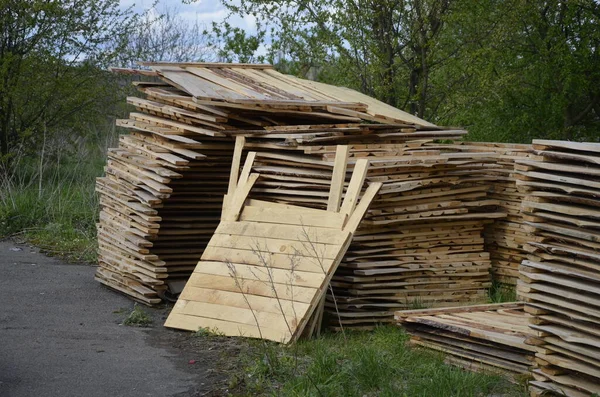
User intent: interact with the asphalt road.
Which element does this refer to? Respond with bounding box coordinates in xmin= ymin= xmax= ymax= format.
xmin=0 ymin=240 xmax=207 ymax=397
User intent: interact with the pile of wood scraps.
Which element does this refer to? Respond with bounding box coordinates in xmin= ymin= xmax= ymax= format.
xmin=515 ymin=140 xmax=600 ymax=396
xmin=395 ymin=302 xmax=536 ymax=379
xmin=165 ymin=146 xmax=382 ymax=342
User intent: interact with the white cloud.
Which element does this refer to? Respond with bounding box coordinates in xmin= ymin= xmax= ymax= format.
xmin=119 ymin=0 xmax=242 ymax=28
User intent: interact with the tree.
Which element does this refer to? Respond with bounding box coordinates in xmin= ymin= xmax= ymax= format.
xmin=209 ymin=21 xmax=268 ymax=63
xmin=449 ymin=1 xmax=600 ymax=141
xmin=0 ymin=0 xmax=141 ymax=159
xmin=212 ymin=0 xmax=491 ymax=122
xmin=119 ymin=6 xmax=214 ymax=67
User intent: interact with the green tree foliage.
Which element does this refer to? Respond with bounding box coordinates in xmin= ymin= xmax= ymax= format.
xmin=214 ymin=0 xmax=600 ymax=142
xmin=216 ymin=0 xmax=470 ymax=120
xmin=210 ymin=21 xmax=268 ymax=63
xmin=451 ymin=1 xmax=600 ymax=142
xmin=0 ymin=0 xmax=140 ymax=160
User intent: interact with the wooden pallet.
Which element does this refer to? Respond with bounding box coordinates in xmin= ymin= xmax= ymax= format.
xmin=164 ymin=146 xmax=381 ymax=342
xmin=516 ymin=140 xmax=600 ymax=396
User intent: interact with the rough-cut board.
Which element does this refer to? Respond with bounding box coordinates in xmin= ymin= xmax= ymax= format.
xmin=516 ymin=140 xmax=600 ymax=397
xmin=456 ymin=142 xmax=534 ymax=286
xmin=165 ymin=147 xmax=382 ymax=343
xmin=395 ymin=302 xmax=536 ymax=379
xmin=99 ymin=63 xmax=474 ymax=305
xmin=142 ymin=62 xmax=437 ymax=127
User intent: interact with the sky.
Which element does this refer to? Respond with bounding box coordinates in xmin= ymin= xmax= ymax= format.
xmin=119 ymin=0 xmax=257 ymax=33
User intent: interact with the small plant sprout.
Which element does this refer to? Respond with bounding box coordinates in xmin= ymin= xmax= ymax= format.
xmin=122 ymin=304 xmax=152 ymax=327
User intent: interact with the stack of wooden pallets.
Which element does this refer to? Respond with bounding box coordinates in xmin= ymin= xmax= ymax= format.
xmin=515 ymin=140 xmax=600 ymax=396
xmin=395 ymin=303 xmax=536 ymax=379
xmin=457 ymin=142 xmax=535 ymax=285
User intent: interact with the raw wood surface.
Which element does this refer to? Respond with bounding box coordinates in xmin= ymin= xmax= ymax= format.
xmin=164 ymin=150 xmax=381 ymax=343
xmin=395 ymin=303 xmax=536 ymax=377
xmin=516 ymin=143 xmax=600 ymax=396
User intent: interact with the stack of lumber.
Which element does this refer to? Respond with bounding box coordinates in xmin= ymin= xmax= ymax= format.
xmin=97 ymin=63 xmax=504 ymax=327
xmin=96 ymin=62 xmax=458 ymax=304
xmin=395 ymin=302 xmax=536 ymax=379
xmin=457 ymin=142 xmax=535 ymax=285
xmin=165 ymin=146 xmax=381 ymax=342
xmin=95 ymin=120 xmax=234 ymax=304
xmin=515 ymin=140 xmax=600 ymax=396
xmin=248 ymin=144 xmax=506 ymax=329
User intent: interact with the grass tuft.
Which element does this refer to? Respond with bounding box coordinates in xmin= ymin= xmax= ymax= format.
xmin=194 ymin=327 xmax=225 ymax=337
xmin=232 ymin=326 xmax=526 ymax=396
xmin=123 ymin=305 xmax=152 ymax=327
xmin=0 ymin=151 xmax=103 ymax=263
xmin=488 ymin=281 xmax=518 ymax=303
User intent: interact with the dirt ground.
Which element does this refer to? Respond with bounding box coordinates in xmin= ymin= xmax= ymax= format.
xmin=0 ymin=239 xmax=249 ymax=397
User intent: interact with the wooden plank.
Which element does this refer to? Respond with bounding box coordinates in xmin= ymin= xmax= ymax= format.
xmin=222 ymin=173 xmax=259 ymax=222
xmin=227 ymin=136 xmax=246 ymax=197
xmin=193 ymin=261 xmax=325 ymax=288
xmin=532 ymin=139 xmax=600 ymax=153
xmin=201 ymin=246 xmax=333 ymax=273
xmin=239 ymin=206 xmax=346 ymax=229
xmin=213 ymin=221 xmax=348 ymax=245
xmin=343 ymin=182 xmax=382 ymax=232
xmin=327 ymin=145 xmax=350 ymax=212
xmin=179 ymin=286 xmax=310 ymax=316
xmin=204 ymin=234 xmax=344 ymax=260
xmin=340 ymin=159 xmax=369 ymax=217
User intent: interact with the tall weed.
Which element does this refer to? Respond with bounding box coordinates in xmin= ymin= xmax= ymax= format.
xmin=0 ymin=124 xmax=116 ymax=262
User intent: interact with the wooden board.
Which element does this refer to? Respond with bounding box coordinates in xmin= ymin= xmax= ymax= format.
xmin=164 ymin=149 xmax=381 ymax=342
xmin=395 ymin=303 xmax=536 ymax=376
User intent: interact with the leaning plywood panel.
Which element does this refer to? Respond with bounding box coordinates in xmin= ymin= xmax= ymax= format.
xmin=165 ymin=148 xmax=382 ymax=343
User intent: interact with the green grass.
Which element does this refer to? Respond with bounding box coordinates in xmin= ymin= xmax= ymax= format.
xmin=0 ymin=153 xmax=103 ymax=263
xmin=232 ymin=326 xmax=526 ymax=396
xmin=123 ymin=305 xmax=153 ymax=327
xmin=488 ymin=281 xmax=518 ymax=303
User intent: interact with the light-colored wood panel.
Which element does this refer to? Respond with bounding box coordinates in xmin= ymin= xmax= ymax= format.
xmin=214 ymin=221 xmax=348 ymax=245
xmin=193 ymin=261 xmax=325 ymax=288
xmin=184 ymin=273 xmax=316 ymax=303
xmin=204 ymin=234 xmax=343 ymax=260
xmin=239 ymin=206 xmax=346 ymax=229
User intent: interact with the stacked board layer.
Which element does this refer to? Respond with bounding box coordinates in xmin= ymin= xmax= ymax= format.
xmin=249 ymin=144 xmax=506 ymax=329
xmin=96 ymin=62 xmax=492 ymax=309
xmin=165 ymin=147 xmax=381 ymax=342
xmin=395 ymin=303 xmax=536 ymax=379
xmin=515 ymin=140 xmax=600 ymax=397
xmin=459 ymin=142 xmax=535 ymax=285
xmin=95 ymin=116 xmax=234 ymax=303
